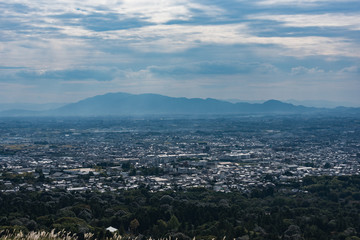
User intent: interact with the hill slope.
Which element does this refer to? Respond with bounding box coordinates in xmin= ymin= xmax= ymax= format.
xmin=1 ymin=92 xmax=358 ymax=117
xmin=47 ymin=92 xmax=313 ymax=116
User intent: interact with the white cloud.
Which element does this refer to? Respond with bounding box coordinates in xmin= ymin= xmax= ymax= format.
xmin=8 ymin=0 xmax=222 ymax=24
xmin=249 ymin=13 xmax=360 ymax=31
xmin=98 ymin=24 xmax=359 ymax=57
xmin=113 ymin=0 xmax=223 ymax=24
xmin=0 ymin=38 xmax=92 ymax=70
xmin=3 ymin=21 xmax=359 ymax=72
xmin=255 ymin=0 xmax=358 ymax=6
xmin=3 ymin=1 xmax=359 ymax=61
xmin=339 ymin=66 xmax=358 ymax=73
xmin=291 ymin=66 xmax=324 ymax=75
xmin=257 ymin=36 xmax=360 ymax=58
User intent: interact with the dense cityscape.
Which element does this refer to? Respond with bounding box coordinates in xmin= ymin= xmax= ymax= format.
xmin=1 ymin=116 xmax=359 ymax=193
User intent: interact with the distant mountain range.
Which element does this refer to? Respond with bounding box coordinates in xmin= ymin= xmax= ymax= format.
xmin=0 ymin=102 xmax=66 ymax=112
xmin=0 ymin=92 xmax=359 ymax=117
xmin=226 ymin=99 xmax=358 ymax=108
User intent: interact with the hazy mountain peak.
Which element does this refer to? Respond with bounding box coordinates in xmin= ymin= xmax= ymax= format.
xmin=1 ymin=92 xmax=359 ymax=117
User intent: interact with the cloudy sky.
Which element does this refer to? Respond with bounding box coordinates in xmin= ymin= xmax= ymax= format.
xmin=1 ymin=0 xmax=359 ymax=105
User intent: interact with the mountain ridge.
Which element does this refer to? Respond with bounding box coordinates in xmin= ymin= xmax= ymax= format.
xmin=0 ymin=92 xmax=358 ymax=117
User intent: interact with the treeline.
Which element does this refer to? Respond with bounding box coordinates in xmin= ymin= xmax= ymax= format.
xmin=0 ymin=176 xmax=360 ymax=240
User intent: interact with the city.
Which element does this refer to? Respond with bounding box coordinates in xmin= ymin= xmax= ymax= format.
xmin=1 ymin=116 xmax=359 ymax=194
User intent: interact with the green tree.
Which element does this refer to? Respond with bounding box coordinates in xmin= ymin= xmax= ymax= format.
xmin=168 ymin=215 xmax=180 ymax=232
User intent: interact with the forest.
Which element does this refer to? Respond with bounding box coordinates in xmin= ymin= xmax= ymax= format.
xmin=0 ymin=175 xmax=360 ymax=240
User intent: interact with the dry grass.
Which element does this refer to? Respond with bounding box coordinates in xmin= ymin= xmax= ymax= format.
xmin=0 ymin=230 xmax=213 ymax=240
xmin=0 ymin=229 xmax=91 ymax=240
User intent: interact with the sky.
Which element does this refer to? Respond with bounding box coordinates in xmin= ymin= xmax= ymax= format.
xmin=0 ymin=0 xmax=359 ymax=106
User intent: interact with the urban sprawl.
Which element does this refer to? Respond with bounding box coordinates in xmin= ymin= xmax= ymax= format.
xmin=1 ymin=116 xmax=359 ymax=193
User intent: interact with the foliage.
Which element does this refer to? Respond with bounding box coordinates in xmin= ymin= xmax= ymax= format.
xmin=0 ymin=176 xmax=360 ymax=239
